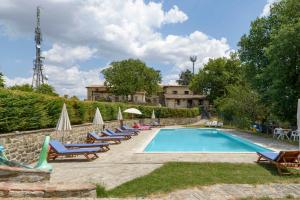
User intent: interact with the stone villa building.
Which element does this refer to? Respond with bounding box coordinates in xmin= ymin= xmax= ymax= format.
xmin=161 ymin=85 xmax=206 ymax=108
xmin=86 ymin=85 xmax=147 ymax=103
xmin=86 ymin=85 xmax=207 ymax=109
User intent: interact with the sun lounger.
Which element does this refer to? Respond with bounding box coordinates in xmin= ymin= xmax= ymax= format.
xmin=122 ymin=125 xmax=140 ymax=132
xmin=115 ymin=127 xmax=139 ymax=135
xmin=48 ymin=140 xmax=101 ymax=161
xmin=64 ymin=142 xmax=110 ymax=151
xmin=150 ymin=120 xmax=163 ymax=127
xmin=106 ymin=129 xmax=136 ymax=136
xmin=102 ymin=130 xmax=131 ymax=139
xmin=87 ymin=132 xmax=125 ymax=144
xmin=132 ymin=123 xmax=152 ymax=130
xmin=257 ymin=151 xmax=300 ymax=175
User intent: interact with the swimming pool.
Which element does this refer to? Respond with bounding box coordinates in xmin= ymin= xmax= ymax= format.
xmin=143 ymin=128 xmax=273 ymax=153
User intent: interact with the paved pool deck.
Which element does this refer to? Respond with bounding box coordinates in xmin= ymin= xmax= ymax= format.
xmin=50 ymin=126 xmax=297 ymax=189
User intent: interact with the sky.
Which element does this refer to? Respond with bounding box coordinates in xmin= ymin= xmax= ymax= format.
xmin=0 ymin=0 xmax=276 ymax=98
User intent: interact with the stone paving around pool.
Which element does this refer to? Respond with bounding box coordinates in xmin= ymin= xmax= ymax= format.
xmin=5 ymin=183 xmax=300 ymax=199
xmin=149 ymin=183 xmax=300 ymax=200
xmin=50 ymin=126 xmax=297 ymax=190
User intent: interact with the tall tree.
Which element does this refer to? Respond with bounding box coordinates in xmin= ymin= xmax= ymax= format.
xmin=102 ymin=59 xmax=161 ymax=99
xmin=177 ymin=69 xmax=193 ymax=85
xmin=215 ymin=84 xmax=266 ymax=128
xmin=0 ymin=72 xmax=4 ymax=88
xmin=264 ymin=22 xmax=300 ymax=122
xmin=189 ymin=54 xmax=242 ymax=102
xmin=238 ymin=0 xmax=300 ymax=123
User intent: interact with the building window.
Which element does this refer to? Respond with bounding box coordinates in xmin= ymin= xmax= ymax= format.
xmin=176 ymin=99 xmax=180 ymax=105
xmin=134 ymin=96 xmax=138 ymax=102
xmin=184 ymin=91 xmax=189 ymax=95
xmin=199 ymin=100 xmax=203 ymax=105
xmin=172 ymin=91 xmax=178 ymax=94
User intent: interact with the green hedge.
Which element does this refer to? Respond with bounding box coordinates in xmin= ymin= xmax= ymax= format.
xmin=0 ymin=89 xmax=199 ymax=133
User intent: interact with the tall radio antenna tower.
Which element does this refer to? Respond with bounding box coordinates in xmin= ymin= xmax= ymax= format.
xmin=32 ymin=6 xmax=46 ymax=88
xmin=190 ymin=55 xmax=197 ymax=75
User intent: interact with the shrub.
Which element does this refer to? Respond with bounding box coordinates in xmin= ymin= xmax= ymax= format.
xmin=215 ymin=84 xmax=266 ymax=129
xmin=0 ymin=89 xmax=199 ymax=133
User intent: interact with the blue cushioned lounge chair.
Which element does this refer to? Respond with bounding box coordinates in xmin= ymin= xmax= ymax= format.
xmin=257 ymin=151 xmax=300 ymax=175
xmin=64 ymin=142 xmax=110 ymax=151
xmin=115 ymin=127 xmax=139 ymax=135
xmin=87 ymin=132 xmax=125 ymax=144
xmin=102 ymin=130 xmax=131 ymax=139
xmin=48 ymin=140 xmax=101 ymax=161
xmin=106 ymin=129 xmax=135 ymax=137
xmin=122 ymin=125 xmax=139 ymax=132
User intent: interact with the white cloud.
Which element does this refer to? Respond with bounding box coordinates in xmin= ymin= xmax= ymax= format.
xmin=43 ymin=44 xmax=97 ymax=65
xmin=163 ymin=5 xmax=188 ymax=24
xmin=0 ymin=0 xmax=232 ymax=97
xmin=4 ymin=76 xmax=31 ymax=86
xmin=45 ymin=65 xmax=104 ymax=98
xmin=4 ymin=64 xmax=105 ymax=99
xmin=164 ymin=74 xmax=179 ymax=85
xmin=260 ymin=0 xmax=279 ymax=17
xmin=143 ymin=31 xmax=230 ymax=72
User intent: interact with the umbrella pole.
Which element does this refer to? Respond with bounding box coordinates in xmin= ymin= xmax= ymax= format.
xmin=61 ymin=131 xmax=65 ymax=143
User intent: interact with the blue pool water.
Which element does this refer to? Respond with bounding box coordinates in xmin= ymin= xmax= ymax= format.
xmin=144 ymin=128 xmax=272 ymax=152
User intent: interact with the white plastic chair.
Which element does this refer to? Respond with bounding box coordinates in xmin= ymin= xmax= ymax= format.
xmin=205 ymin=121 xmax=211 ymax=127
xmin=276 ymin=128 xmax=289 ymax=140
xmin=217 ymin=122 xmax=223 ymax=127
xmin=290 ymin=130 xmax=300 ymax=141
xmin=211 ymin=121 xmax=218 ymax=127
xmin=273 ymin=128 xmax=282 ymax=138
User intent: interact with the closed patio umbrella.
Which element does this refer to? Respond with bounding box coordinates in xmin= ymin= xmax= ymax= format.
xmin=93 ymin=107 xmax=104 ymax=131
xmin=56 ymin=103 xmax=72 ymax=142
xmin=117 ymin=107 xmax=123 ymax=127
xmin=151 ymin=109 xmax=156 ymax=125
xmin=297 ymin=99 xmax=300 ymax=149
xmin=151 ymin=110 xmax=156 ymax=119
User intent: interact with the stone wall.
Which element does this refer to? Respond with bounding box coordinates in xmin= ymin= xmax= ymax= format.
xmin=0 ymin=116 xmax=200 ymax=163
xmin=0 ymin=182 xmax=96 ymax=198
xmin=0 ymin=166 xmax=50 ymax=183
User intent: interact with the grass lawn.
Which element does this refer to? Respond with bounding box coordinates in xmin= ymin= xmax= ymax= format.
xmin=97 ymin=162 xmax=300 ymax=198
